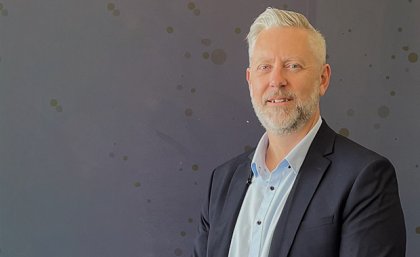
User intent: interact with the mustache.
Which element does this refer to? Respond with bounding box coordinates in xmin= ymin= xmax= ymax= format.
xmin=263 ymin=89 xmax=296 ymax=101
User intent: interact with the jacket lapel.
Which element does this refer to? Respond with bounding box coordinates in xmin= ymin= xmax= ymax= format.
xmin=213 ymin=153 xmax=254 ymax=257
xmin=268 ymin=122 xmax=336 ymax=257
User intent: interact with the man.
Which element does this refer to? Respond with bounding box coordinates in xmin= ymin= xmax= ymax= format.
xmin=192 ymin=8 xmax=406 ymax=257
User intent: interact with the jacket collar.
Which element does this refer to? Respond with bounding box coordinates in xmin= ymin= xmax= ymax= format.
xmin=268 ymin=120 xmax=336 ymax=257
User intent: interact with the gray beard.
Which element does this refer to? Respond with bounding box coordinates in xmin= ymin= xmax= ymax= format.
xmin=251 ymin=90 xmax=319 ymax=135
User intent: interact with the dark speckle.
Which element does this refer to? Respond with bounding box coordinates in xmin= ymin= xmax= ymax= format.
xmin=166 ymin=26 xmax=174 ymax=33
xmin=174 ymin=248 xmax=183 ymax=256
xmin=244 ymin=145 xmax=253 ymax=152
xmin=202 ymin=52 xmax=209 ymax=59
xmin=192 ymin=164 xmax=199 ymax=171
xmin=107 ymin=3 xmax=115 ymax=11
xmin=50 ymin=99 xmax=59 ymax=107
xmin=339 ymin=128 xmax=350 ymax=137
xmin=378 ymin=106 xmax=390 ymax=118
xmin=408 ymin=52 xmax=418 ymax=63
xmin=187 ymin=2 xmax=195 ymax=10
xmin=211 ymin=49 xmax=227 ymax=65
xmin=185 ymin=108 xmax=193 ymax=117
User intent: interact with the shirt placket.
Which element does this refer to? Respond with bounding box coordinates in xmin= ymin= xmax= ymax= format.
xmin=248 ymin=170 xmax=281 ymax=257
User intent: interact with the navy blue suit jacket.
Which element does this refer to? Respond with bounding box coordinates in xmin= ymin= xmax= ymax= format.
xmin=192 ymin=121 xmax=406 ymax=257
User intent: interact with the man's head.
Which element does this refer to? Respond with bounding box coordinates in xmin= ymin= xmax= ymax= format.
xmin=247 ymin=8 xmax=326 ymax=65
xmin=246 ymin=8 xmax=331 ymax=135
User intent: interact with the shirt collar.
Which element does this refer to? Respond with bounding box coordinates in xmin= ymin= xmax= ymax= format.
xmin=251 ymin=117 xmax=323 ymax=178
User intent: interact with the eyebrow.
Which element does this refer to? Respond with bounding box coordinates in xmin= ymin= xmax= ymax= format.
xmin=252 ymin=56 xmax=305 ymax=66
xmin=251 ymin=56 xmax=276 ymax=66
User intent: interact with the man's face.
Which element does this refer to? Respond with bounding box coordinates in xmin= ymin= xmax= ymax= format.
xmin=247 ymin=27 xmax=330 ymax=135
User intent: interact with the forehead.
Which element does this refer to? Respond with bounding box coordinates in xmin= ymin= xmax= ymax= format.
xmin=252 ymin=27 xmax=316 ymax=62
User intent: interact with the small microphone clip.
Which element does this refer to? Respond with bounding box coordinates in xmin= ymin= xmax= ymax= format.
xmin=246 ymin=175 xmax=253 ymax=186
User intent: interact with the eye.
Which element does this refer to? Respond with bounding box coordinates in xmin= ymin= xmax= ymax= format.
xmin=257 ymin=64 xmax=271 ymax=71
xmin=286 ymin=63 xmax=302 ymax=71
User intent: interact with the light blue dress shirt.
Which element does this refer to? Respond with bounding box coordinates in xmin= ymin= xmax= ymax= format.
xmin=228 ymin=117 xmax=322 ymax=257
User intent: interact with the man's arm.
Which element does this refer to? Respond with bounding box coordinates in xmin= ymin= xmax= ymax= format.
xmin=339 ymin=158 xmax=406 ymax=256
xmin=191 ymin=171 xmax=214 ymax=257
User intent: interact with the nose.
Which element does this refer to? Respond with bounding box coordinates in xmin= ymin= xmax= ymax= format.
xmin=269 ymin=67 xmax=287 ymax=88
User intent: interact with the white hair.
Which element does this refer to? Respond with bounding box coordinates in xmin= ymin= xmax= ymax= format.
xmin=246 ymin=7 xmax=326 ymax=65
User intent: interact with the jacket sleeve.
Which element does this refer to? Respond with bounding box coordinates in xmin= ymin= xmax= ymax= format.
xmin=191 ymin=170 xmax=215 ymax=257
xmin=339 ymin=158 xmax=406 ymax=256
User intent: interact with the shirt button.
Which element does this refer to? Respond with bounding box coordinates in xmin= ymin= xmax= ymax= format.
xmin=270 ymin=186 xmax=275 ymax=191
xmin=257 ymin=220 xmax=262 ymax=225
xmin=288 ymin=165 xmax=291 ymax=169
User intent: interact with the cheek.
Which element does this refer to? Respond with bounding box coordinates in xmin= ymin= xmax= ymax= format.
xmin=295 ymin=78 xmax=319 ymax=96
xmin=250 ymin=84 xmax=265 ymax=100
xmin=249 ymin=79 xmax=265 ymax=93
xmin=249 ymin=84 xmax=254 ymax=98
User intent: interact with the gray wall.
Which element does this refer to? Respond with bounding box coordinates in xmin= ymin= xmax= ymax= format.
xmin=0 ymin=0 xmax=419 ymax=256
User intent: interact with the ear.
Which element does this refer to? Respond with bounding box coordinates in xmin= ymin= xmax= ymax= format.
xmin=319 ymin=64 xmax=331 ymax=96
xmin=246 ymin=67 xmax=251 ymax=89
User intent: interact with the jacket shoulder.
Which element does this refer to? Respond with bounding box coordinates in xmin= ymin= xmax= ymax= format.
xmin=332 ymin=133 xmax=391 ymax=164
xmin=212 ymin=149 xmax=255 ymax=184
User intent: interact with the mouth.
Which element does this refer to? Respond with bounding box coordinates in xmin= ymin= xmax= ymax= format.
xmin=266 ymin=98 xmax=293 ymax=103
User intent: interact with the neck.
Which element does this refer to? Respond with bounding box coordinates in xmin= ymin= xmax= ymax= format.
xmin=265 ymin=113 xmax=320 ymax=171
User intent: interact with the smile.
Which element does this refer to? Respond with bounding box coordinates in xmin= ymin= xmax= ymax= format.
xmin=267 ymin=98 xmax=292 ymax=103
